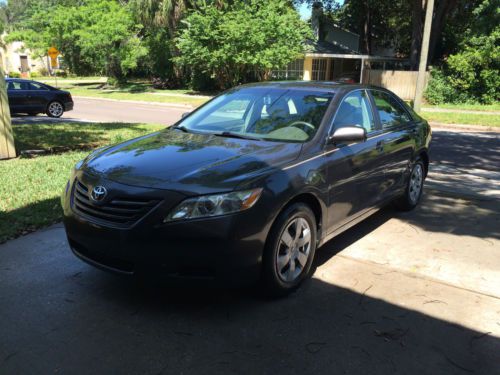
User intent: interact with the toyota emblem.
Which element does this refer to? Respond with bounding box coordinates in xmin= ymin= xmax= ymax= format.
xmin=91 ymin=186 xmax=107 ymax=201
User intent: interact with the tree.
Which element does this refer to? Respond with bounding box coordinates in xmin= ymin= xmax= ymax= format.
xmin=6 ymin=0 xmax=146 ymax=79
xmin=175 ymin=0 xmax=312 ymax=89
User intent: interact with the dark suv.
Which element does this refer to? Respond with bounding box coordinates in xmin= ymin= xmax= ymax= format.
xmin=62 ymin=82 xmax=431 ymax=296
xmin=6 ymin=78 xmax=73 ymax=118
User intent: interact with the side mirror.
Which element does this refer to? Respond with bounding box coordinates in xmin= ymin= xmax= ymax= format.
xmin=329 ymin=126 xmax=367 ymax=144
xmin=181 ymin=111 xmax=190 ymax=118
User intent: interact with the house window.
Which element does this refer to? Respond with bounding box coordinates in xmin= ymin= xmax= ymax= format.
xmin=271 ymin=59 xmax=304 ymax=80
xmin=312 ymin=59 xmax=327 ymax=80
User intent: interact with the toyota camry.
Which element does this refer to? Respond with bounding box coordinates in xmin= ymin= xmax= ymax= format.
xmin=62 ymin=81 xmax=431 ymax=296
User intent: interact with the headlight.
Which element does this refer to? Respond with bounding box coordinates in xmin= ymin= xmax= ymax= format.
xmin=164 ymin=188 xmax=263 ymax=222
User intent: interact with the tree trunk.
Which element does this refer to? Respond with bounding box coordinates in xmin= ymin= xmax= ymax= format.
xmin=410 ymin=0 xmax=425 ymax=69
xmin=428 ymin=0 xmax=458 ymax=64
xmin=358 ymin=0 xmax=372 ymax=54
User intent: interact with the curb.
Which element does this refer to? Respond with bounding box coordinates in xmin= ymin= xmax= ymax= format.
xmin=73 ymin=96 xmax=195 ymax=110
xmin=429 ymin=122 xmax=500 ymax=133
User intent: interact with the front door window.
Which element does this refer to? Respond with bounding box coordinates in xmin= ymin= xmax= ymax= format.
xmin=333 ymin=90 xmax=375 ymax=133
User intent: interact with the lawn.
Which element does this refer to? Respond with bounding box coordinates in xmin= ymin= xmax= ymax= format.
xmin=0 ymin=121 xmax=165 ymax=243
xmin=419 ymin=111 xmax=500 ymax=127
xmin=13 ymin=121 xmax=165 ymax=151
xmin=0 ymin=151 xmax=87 ymax=243
xmin=422 ymin=103 xmax=500 ymax=112
xmin=42 ymin=79 xmax=210 ymax=107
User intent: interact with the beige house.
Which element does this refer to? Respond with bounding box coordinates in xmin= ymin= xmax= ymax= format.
xmin=272 ymin=2 xmax=426 ymax=100
xmin=0 ymin=37 xmax=46 ymax=76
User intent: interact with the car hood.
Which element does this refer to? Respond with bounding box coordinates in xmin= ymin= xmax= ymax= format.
xmin=82 ymin=129 xmax=302 ymax=194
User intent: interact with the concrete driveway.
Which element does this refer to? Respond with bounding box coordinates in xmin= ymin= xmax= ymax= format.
xmin=1 ymin=125 xmax=499 ymax=374
xmin=1 ymin=192 xmax=499 ymax=374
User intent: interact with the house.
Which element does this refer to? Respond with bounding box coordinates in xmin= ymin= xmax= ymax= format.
xmin=0 ymin=37 xmax=46 ymax=77
xmin=272 ymin=2 xmax=403 ymax=84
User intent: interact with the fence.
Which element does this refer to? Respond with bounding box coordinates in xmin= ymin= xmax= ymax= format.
xmin=362 ymin=69 xmax=429 ymax=100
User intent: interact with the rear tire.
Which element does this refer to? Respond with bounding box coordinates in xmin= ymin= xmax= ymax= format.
xmin=261 ymin=203 xmax=317 ymax=297
xmin=46 ymin=101 xmax=64 ymax=118
xmin=395 ymin=159 xmax=425 ymax=211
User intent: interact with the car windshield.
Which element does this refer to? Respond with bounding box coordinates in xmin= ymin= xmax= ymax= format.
xmin=177 ymin=87 xmax=335 ymax=142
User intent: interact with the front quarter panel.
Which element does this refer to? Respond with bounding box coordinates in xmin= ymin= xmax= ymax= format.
xmin=236 ymin=150 xmax=329 ymax=243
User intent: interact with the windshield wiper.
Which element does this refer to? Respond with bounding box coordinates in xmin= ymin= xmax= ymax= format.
xmin=172 ymin=125 xmax=190 ymax=133
xmin=214 ymin=131 xmax=262 ymax=141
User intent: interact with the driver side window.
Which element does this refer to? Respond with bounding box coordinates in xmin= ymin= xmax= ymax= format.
xmin=333 ymin=90 xmax=375 ymax=133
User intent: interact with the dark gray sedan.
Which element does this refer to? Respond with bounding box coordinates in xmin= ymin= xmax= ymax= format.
xmin=62 ymin=81 xmax=431 ymax=296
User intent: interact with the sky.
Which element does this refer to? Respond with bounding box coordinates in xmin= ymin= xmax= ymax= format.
xmin=297 ymin=1 xmax=345 ymax=20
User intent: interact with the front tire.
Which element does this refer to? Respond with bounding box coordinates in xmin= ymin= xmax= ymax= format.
xmin=46 ymin=101 xmax=64 ymax=118
xmin=395 ymin=159 xmax=425 ymax=211
xmin=262 ymin=203 xmax=317 ymax=297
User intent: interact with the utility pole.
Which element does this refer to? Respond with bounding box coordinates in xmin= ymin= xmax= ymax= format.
xmin=413 ymin=0 xmax=435 ymax=112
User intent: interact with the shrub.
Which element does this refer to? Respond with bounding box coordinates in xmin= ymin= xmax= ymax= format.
xmin=424 ymin=68 xmax=468 ymax=104
xmin=425 ymin=0 xmax=499 ymax=104
xmin=175 ymin=0 xmax=312 ymax=90
xmin=8 ymin=72 xmax=21 ymax=78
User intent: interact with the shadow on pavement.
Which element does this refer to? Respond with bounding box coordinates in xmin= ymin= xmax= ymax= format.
xmin=431 ymin=130 xmax=500 ymax=171
xmin=11 ymin=115 xmax=90 ymax=124
xmin=1 ymin=264 xmax=498 ymax=374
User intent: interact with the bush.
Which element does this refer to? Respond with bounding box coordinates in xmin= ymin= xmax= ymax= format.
xmin=151 ymin=76 xmax=183 ymax=90
xmin=425 ymin=69 xmax=461 ymax=104
xmin=30 ymin=71 xmax=41 ymax=78
xmin=189 ymin=69 xmax=217 ymax=92
xmin=425 ymin=1 xmax=499 ymax=105
xmin=8 ymin=72 xmax=21 ymax=78
xmin=175 ymin=0 xmax=312 ymax=90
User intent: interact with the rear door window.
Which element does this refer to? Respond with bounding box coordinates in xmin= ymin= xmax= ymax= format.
xmin=370 ymin=90 xmax=411 ymax=129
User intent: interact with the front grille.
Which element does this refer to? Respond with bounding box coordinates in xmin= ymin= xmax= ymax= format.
xmin=71 ymin=179 xmax=160 ymax=228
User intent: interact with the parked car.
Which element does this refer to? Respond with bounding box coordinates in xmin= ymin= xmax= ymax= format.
xmin=6 ymin=78 xmax=73 ymax=118
xmin=62 ymin=82 xmax=431 ymax=296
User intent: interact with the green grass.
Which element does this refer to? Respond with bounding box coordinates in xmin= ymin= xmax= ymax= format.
xmin=422 ymin=103 xmax=500 ymax=112
xmin=1 ymin=121 xmax=165 ymax=243
xmin=46 ymin=79 xmax=209 ymax=107
xmin=13 ymin=121 xmax=166 ymax=151
xmin=38 ymin=76 xmax=106 ymax=81
xmin=420 ymin=111 xmax=500 ymax=127
xmin=0 ymin=151 xmax=87 ymax=243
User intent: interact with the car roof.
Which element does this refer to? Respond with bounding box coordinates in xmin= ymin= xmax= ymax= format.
xmin=6 ymin=78 xmax=36 ymax=82
xmin=234 ymin=80 xmax=384 ymax=93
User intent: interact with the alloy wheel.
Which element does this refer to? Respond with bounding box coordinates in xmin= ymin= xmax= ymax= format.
xmin=276 ymin=217 xmax=312 ymax=283
xmin=409 ymin=163 xmax=423 ymax=204
xmin=48 ymin=102 xmax=63 ymax=117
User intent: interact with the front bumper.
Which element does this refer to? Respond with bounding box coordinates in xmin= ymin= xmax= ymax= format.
xmin=62 ymin=175 xmax=268 ymax=286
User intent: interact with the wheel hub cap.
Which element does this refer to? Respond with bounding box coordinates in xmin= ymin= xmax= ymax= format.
xmin=276 ymin=217 xmax=312 ymax=283
xmin=409 ymin=164 xmax=423 ymax=204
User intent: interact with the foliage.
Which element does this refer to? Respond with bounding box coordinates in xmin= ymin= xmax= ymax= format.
xmin=175 ymin=0 xmax=312 ymax=89
xmin=425 ymin=0 xmax=499 ymax=104
xmin=6 ymin=0 xmax=147 ymax=79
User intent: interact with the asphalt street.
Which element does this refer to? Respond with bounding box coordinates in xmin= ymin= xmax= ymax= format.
xmin=68 ymin=97 xmax=188 ymax=125
xmin=2 ymin=100 xmax=499 ymax=374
